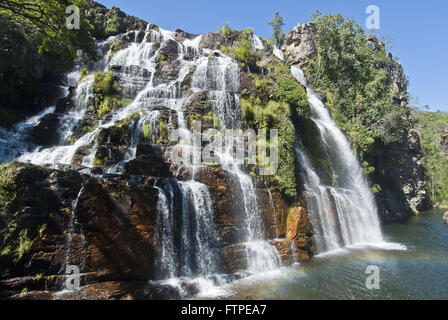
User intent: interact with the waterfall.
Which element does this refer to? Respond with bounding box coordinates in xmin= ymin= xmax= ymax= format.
xmin=2 ymin=23 xmax=282 ymax=283
xmin=273 ymin=45 xmax=285 ymax=62
xmin=250 ymin=35 xmax=265 ymax=50
xmin=154 ymin=179 xmax=221 ymax=280
xmin=0 ymin=106 xmax=55 ymax=162
xmin=291 ymin=66 xmax=383 ymax=253
xmin=191 ymin=50 xmax=282 ymax=273
xmin=179 ymin=181 xmax=221 ymax=277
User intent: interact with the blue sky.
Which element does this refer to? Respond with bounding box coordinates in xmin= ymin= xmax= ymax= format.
xmin=98 ymin=0 xmax=447 ymax=112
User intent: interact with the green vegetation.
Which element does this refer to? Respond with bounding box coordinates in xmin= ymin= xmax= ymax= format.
xmin=93 ymin=157 xmax=103 ymax=167
xmin=92 ymin=70 xmax=131 ymax=116
xmin=269 ymin=11 xmax=285 ymax=46
xmin=155 ymin=52 xmax=174 ymax=68
xmin=305 ymin=13 xmax=409 ymax=159
xmin=0 ymin=0 xmax=96 ymax=60
xmin=217 ymin=23 xmax=261 ymax=67
xmin=221 ymin=39 xmax=261 ymax=67
xmin=109 ymin=40 xmax=123 ymax=59
xmin=105 ymin=10 xmax=120 ymax=35
xmin=217 ymin=22 xmax=238 ymax=38
xmin=413 ymin=109 xmax=448 ymax=207
xmin=15 ymin=229 xmax=32 ymax=262
xmin=143 ymin=123 xmax=151 ymax=140
xmin=238 ymin=56 xmax=310 ymax=198
xmin=0 ymin=0 xmax=97 ymax=126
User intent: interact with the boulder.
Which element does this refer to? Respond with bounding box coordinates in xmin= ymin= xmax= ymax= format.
xmin=281 ymin=23 xmax=317 ymax=66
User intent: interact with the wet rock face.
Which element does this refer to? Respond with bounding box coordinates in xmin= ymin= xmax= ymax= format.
xmin=30 ymin=113 xmax=62 ymax=147
xmin=0 ymin=163 xmax=161 ymax=298
xmin=0 ymin=163 xmax=306 ymax=298
xmin=281 ymin=23 xmax=317 ymax=66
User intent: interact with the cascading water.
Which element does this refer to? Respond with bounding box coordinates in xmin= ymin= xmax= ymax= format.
xmin=273 ymin=45 xmax=285 ymax=62
xmin=0 ymin=106 xmax=55 ymax=162
xmin=250 ymin=35 xmax=265 ymax=50
xmin=291 ymin=66 xmax=383 ymax=253
xmin=2 ymin=22 xmax=282 ymax=291
xmin=191 ymin=49 xmax=282 ymax=273
xmin=153 ymin=178 xmax=227 ymax=296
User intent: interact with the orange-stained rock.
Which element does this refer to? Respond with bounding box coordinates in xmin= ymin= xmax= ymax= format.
xmin=286 ymin=205 xmax=311 ymax=240
xmin=270 ymin=237 xmax=313 ymax=265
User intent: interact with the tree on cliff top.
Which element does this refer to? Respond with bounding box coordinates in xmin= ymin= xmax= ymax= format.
xmin=0 ymin=0 xmax=97 ymax=66
xmin=269 ymin=11 xmax=285 ymax=46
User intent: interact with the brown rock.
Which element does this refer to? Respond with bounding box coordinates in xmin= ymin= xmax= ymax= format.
xmin=286 ymin=205 xmax=311 ymax=240
xmin=223 ymin=244 xmax=248 ymax=273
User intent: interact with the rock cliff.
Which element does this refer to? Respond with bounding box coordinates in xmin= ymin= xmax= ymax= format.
xmin=282 ymin=23 xmax=429 ymax=222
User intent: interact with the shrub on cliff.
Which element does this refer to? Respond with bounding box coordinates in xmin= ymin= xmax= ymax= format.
xmin=413 ymin=109 xmax=448 ymax=207
xmin=304 ymin=13 xmax=409 ymax=158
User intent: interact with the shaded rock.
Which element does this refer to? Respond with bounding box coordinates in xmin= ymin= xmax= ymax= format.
xmin=10 ymin=281 xmax=182 ymax=300
xmin=257 ymin=188 xmax=288 ymax=238
xmin=194 ymin=167 xmax=244 ymax=245
xmin=222 ymin=244 xmax=248 ymax=273
xmin=408 ymin=129 xmax=421 ymax=153
xmin=124 ymin=144 xmax=170 ymax=177
xmin=30 ymin=113 xmax=61 ymax=146
xmin=0 ymin=163 xmax=163 ymax=298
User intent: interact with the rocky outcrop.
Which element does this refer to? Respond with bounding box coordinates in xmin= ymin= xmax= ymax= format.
xmin=370 ymin=129 xmax=428 ymax=222
xmin=83 ymin=0 xmax=148 ymax=40
xmin=283 ymin=22 xmax=429 ymax=221
xmin=0 ymin=163 xmax=164 ymax=298
xmin=0 ymin=161 xmax=309 ymax=298
xmin=281 ymin=23 xmax=317 ymax=66
xmin=30 ymin=113 xmax=62 ymax=147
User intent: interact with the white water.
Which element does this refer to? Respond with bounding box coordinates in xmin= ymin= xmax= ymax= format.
xmin=273 ymin=45 xmax=285 ymax=61
xmin=250 ymin=35 xmax=265 ymax=50
xmin=291 ymin=66 xmax=383 ymax=253
xmin=0 ymin=106 xmax=55 ymax=162
xmin=1 ymin=24 xmax=282 ymax=288
xmin=191 ymin=50 xmax=282 ymax=273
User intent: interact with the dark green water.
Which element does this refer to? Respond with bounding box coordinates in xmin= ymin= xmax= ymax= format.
xmin=204 ymin=208 xmax=448 ymax=300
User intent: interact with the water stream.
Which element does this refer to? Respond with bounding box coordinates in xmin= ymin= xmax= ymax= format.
xmin=291 ymin=66 xmax=383 ymax=253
